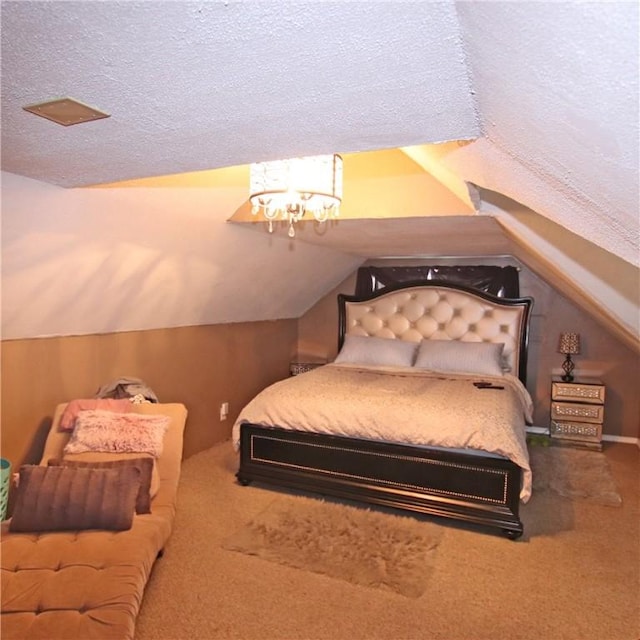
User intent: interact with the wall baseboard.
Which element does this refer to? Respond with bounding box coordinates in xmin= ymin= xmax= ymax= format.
xmin=526 ymin=426 xmax=549 ymax=435
xmin=602 ymin=434 xmax=640 ymax=447
xmin=526 ymin=425 xmax=639 ymax=448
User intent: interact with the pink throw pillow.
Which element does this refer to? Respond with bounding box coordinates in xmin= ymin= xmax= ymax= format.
xmin=59 ymin=399 xmax=133 ymax=431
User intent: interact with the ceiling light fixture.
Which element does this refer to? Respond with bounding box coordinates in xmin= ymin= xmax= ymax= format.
xmin=249 ymin=154 xmax=343 ymax=238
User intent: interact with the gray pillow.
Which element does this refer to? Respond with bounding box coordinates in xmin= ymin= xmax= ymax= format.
xmin=9 ymin=464 xmax=141 ymax=533
xmin=334 ymin=335 xmax=418 ymax=367
xmin=413 ymin=339 xmax=505 ymax=377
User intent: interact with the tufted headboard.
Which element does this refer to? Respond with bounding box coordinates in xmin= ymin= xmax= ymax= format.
xmin=338 ymin=281 xmax=534 ymax=384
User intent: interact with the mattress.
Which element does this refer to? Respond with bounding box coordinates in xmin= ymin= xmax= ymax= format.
xmin=233 ymin=363 xmax=533 ymax=500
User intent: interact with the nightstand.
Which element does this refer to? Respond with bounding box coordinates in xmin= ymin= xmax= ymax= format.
xmin=550 ymin=377 xmax=605 ymax=451
xmin=289 ymin=360 xmax=326 ymax=376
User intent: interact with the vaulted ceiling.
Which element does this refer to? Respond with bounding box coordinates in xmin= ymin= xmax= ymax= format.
xmin=1 ymin=1 xmax=638 ymax=348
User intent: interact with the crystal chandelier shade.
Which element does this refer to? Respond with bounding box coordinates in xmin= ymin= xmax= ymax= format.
xmin=249 ymin=154 xmax=343 ymax=237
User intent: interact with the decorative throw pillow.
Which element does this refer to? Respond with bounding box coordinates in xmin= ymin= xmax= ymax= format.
xmin=59 ymin=451 xmax=161 ymax=501
xmin=9 ymin=464 xmax=141 ymax=533
xmin=334 ymin=335 xmax=418 ymax=367
xmin=48 ymin=456 xmax=154 ymax=514
xmin=59 ymin=399 xmax=133 ymax=431
xmin=413 ymin=339 xmax=505 ymax=377
xmin=63 ymin=410 xmax=170 ymax=458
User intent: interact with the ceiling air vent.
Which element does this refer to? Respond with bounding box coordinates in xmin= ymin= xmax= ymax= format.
xmin=23 ymin=97 xmax=110 ymax=126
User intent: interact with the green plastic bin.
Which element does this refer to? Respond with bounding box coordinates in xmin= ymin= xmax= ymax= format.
xmin=0 ymin=458 xmax=11 ymax=521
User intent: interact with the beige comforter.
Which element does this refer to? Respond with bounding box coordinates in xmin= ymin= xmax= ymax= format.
xmin=233 ymin=363 xmax=533 ymax=500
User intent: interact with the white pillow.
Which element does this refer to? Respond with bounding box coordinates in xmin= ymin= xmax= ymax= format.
xmin=413 ymin=339 xmax=505 ymax=377
xmin=334 ymin=335 xmax=418 ymax=367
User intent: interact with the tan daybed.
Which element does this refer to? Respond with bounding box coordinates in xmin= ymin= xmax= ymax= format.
xmin=1 ymin=402 xmax=188 ymax=640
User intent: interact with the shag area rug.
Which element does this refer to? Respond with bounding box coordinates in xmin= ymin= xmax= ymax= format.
xmin=222 ymin=496 xmax=443 ymax=598
xmin=529 ymin=445 xmax=622 ymax=506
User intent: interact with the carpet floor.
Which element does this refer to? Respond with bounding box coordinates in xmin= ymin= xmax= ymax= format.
xmin=134 ymin=440 xmax=639 ymax=640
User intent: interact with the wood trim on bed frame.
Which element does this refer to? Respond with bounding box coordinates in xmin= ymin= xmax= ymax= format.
xmin=237 ymin=425 xmax=524 ymax=537
xmin=237 ymin=281 xmax=534 ymax=539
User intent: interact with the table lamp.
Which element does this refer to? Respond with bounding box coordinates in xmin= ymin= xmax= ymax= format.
xmin=558 ymin=332 xmax=580 ymax=382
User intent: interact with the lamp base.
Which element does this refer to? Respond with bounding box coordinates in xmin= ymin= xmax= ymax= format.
xmin=561 ymin=354 xmax=575 ymax=382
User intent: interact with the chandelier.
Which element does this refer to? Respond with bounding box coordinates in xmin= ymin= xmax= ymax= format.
xmin=249 ymin=154 xmax=343 ymax=237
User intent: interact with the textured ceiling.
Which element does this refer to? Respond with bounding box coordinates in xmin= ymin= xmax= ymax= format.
xmin=1 ymin=1 xmax=638 ymax=342
xmin=452 ymin=1 xmax=639 ymax=268
xmin=1 ymin=0 xmax=476 ymax=187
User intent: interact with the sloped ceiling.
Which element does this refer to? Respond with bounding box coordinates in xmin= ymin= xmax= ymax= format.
xmin=1 ymin=1 xmax=638 ymax=345
xmin=450 ymin=1 xmax=639 ymax=267
xmin=0 ymin=1 xmax=477 ymax=184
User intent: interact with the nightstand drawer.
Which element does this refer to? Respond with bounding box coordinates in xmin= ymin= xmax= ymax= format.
xmin=551 ymin=401 xmax=604 ymax=423
xmin=290 ymin=362 xmax=324 ymax=376
xmin=551 ymin=381 xmax=605 ymax=404
xmin=550 ymin=420 xmax=603 ymax=445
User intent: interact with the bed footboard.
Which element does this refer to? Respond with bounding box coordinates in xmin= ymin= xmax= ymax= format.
xmin=237 ymin=423 xmax=523 ymax=539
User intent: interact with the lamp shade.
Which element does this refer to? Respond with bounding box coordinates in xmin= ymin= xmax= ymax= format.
xmin=249 ymin=154 xmax=343 ymax=237
xmin=558 ymin=332 xmax=581 ymax=355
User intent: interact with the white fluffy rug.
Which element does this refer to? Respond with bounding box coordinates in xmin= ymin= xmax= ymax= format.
xmin=529 ymin=446 xmax=622 ymax=506
xmin=222 ymin=496 xmax=443 ymax=598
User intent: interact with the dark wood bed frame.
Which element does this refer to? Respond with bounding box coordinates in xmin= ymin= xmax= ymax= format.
xmin=237 ymin=281 xmax=534 ymax=539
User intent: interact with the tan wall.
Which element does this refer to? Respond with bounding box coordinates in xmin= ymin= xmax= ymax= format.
xmin=530 ymin=291 xmax=639 ymax=440
xmin=297 ymin=273 xmax=358 ymax=362
xmin=297 ymin=259 xmax=639 ymax=440
xmin=1 ymin=319 xmax=297 ymax=470
xmin=2 ymin=260 xmax=636 ymax=482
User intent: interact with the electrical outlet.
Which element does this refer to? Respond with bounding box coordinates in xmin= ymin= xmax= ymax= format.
xmin=219 ymin=402 xmax=229 ymax=421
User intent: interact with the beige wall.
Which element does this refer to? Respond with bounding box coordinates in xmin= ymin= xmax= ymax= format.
xmin=297 ymin=259 xmax=639 ymax=440
xmin=1 ymin=259 xmax=636 ymax=480
xmin=1 ymin=319 xmax=297 ymax=470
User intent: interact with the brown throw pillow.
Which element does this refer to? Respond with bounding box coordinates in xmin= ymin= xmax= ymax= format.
xmin=9 ymin=465 xmax=141 ymax=533
xmin=61 ymin=452 xmax=161 ymax=499
xmin=48 ymin=456 xmax=154 ymax=514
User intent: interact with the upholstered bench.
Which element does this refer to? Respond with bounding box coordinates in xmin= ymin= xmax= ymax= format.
xmin=1 ymin=402 xmax=187 ymax=640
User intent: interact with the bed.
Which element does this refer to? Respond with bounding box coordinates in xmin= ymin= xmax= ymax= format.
xmin=234 ymin=280 xmax=534 ymax=538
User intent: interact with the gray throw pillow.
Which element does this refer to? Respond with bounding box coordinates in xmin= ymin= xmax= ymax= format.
xmin=334 ymin=335 xmax=418 ymax=367
xmin=413 ymin=339 xmax=505 ymax=377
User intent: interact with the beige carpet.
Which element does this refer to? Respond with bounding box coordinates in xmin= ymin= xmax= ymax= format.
xmin=222 ymin=496 xmax=443 ymax=597
xmin=220 ymin=446 xmax=620 ymax=595
xmin=529 ymin=445 xmax=622 ymax=506
xmin=134 ymin=440 xmax=639 ymax=640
